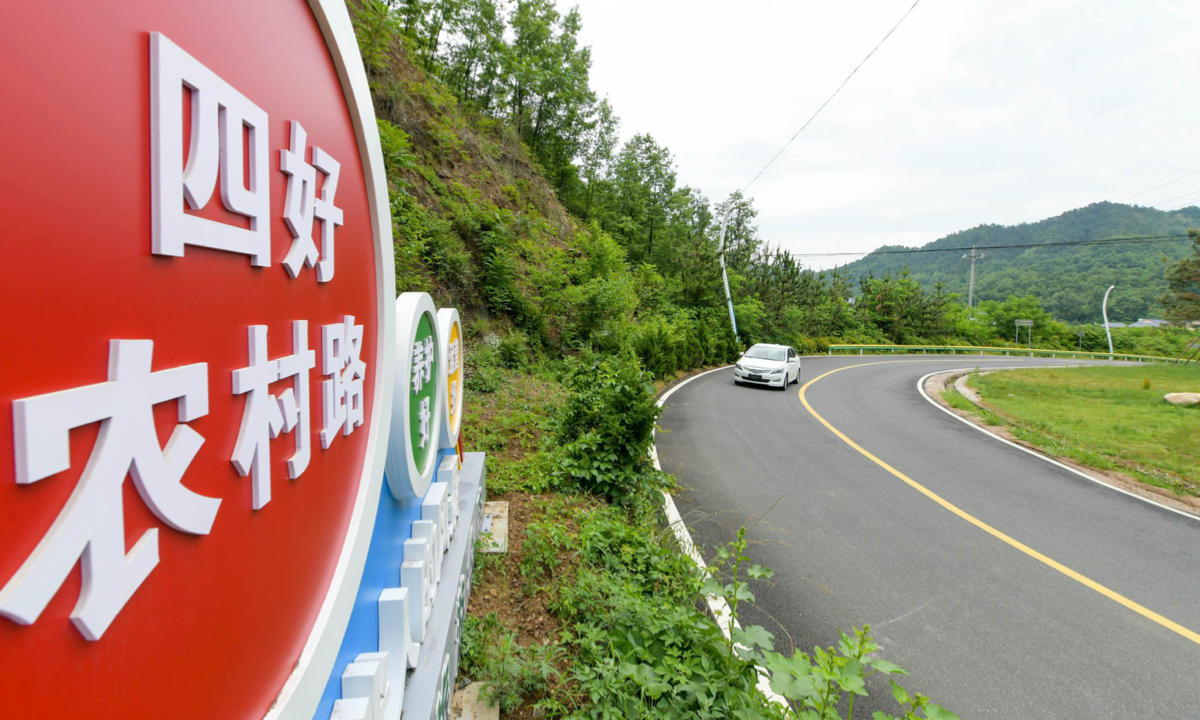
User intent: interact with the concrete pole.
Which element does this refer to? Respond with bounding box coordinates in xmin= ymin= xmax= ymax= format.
xmin=962 ymin=246 xmax=983 ymax=320
xmin=1102 ymin=285 xmax=1115 ymax=360
xmin=717 ymin=207 xmax=738 ymax=343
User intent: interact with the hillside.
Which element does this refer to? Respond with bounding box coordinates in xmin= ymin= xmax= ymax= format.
xmin=842 ymin=202 xmax=1199 ymax=323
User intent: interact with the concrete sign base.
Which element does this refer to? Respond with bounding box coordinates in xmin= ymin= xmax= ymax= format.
xmin=403 ymin=452 xmax=487 ymax=720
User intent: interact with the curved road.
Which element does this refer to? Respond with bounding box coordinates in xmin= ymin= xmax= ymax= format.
xmin=657 ymin=356 xmax=1200 ymax=718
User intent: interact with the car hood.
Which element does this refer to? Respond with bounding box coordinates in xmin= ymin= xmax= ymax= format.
xmin=739 ymin=358 xmax=784 ymax=372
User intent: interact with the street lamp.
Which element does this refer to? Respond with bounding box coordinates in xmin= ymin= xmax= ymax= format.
xmin=1102 ymin=284 xmax=1115 ymax=359
xmin=717 ymin=207 xmax=739 ymax=343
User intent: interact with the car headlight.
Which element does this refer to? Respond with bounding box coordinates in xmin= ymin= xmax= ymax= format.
xmin=735 ymin=363 xmax=744 ymax=371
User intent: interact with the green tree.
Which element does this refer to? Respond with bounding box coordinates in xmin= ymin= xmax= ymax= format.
xmin=352 ymin=0 xmax=402 ymax=77
xmin=578 ymin=98 xmax=619 ymax=216
xmin=1159 ymin=229 xmax=1200 ymax=322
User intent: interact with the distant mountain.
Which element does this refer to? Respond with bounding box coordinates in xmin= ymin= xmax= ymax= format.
xmin=841 ymin=202 xmax=1200 ymax=324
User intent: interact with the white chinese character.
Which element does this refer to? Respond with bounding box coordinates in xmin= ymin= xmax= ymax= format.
xmin=447 ymin=338 xmax=460 ymax=374
xmin=150 ymin=33 xmax=270 ymax=266
xmin=281 ymin=120 xmax=343 ymax=282
xmin=321 ymin=315 xmax=366 ymax=449
xmin=418 ymin=396 xmax=431 ymax=448
xmin=1 ymin=340 xmax=218 ymax=640
xmin=410 ymin=336 xmax=435 ymax=395
xmin=423 ymin=336 xmax=435 ymax=384
xmin=277 ymin=320 xmax=317 ymax=478
xmin=411 ymin=341 xmax=426 ymax=393
xmin=231 ymin=322 xmax=316 ymax=509
xmin=449 ymin=379 xmax=459 ymax=415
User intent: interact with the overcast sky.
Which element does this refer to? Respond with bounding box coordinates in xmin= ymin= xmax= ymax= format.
xmin=559 ymin=0 xmax=1200 ymax=268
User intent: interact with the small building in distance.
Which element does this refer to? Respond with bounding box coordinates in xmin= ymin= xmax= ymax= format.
xmin=1129 ymin=318 xmax=1169 ymax=328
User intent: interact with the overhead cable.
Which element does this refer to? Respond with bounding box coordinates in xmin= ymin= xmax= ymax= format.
xmin=1122 ymin=168 xmax=1200 ymax=202
xmin=789 ymin=234 xmax=1191 ymax=258
xmin=741 ymin=0 xmax=923 ymax=193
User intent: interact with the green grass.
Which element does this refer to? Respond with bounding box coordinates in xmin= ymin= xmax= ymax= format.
xmin=967 ymin=366 xmax=1200 ymax=495
xmin=941 ymin=387 xmax=976 ymax=412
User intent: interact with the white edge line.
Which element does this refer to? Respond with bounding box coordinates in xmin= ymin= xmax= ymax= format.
xmin=653 ymin=366 xmax=789 ymax=709
xmin=916 ymin=368 xmax=1199 ymax=523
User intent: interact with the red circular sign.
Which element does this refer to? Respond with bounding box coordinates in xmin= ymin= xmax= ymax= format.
xmin=0 ymin=1 xmax=388 ymax=717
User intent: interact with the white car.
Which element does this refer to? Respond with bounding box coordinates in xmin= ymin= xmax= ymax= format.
xmin=733 ymin=343 xmax=802 ymax=390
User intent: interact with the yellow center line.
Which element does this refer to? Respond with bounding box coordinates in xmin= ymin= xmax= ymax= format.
xmin=799 ymin=361 xmax=1200 ymax=647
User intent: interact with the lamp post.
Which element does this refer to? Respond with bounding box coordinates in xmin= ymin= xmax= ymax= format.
xmin=717 ymin=207 xmax=739 ymax=343
xmin=1102 ymin=284 xmax=1115 ymax=359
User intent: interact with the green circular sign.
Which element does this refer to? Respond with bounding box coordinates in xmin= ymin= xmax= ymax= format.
xmin=409 ymin=311 xmax=438 ymax=473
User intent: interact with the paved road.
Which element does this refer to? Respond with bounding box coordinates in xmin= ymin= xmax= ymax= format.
xmin=657 ymin=356 xmax=1200 ymax=719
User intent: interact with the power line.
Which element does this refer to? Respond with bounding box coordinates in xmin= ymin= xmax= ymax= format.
xmin=741 ymin=0 xmax=923 ymax=194
xmin=790 ymin=233 xmax=1191 ymax=258
xmin=1152 ymin=187 xmax=1200 ymax=208
xmin=1122 ymin=168 xmax=1200 ymax=203
xmin=1163 ymin=199 xmax=1200 ymax=212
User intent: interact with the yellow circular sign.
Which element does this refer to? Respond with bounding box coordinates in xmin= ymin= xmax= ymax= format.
xmin=437 ymin=307 xmax=463 ymax=448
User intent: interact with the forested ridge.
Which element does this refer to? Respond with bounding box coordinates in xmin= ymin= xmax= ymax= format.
xmin=844 ymin=202 xmax=1199 ymax=324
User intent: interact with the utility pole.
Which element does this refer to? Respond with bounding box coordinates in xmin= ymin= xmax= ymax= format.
xmin=717 ymin=207 xmax=739 ymax=343
xmin=962 ymin=246 xmax=984 ymax=320
xmin=1102 ymin=285 xmax=1115 ymax=359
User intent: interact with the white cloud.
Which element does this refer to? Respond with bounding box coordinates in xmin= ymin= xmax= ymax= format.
xmin=561 ymin=0 xmax=1200 ymax=268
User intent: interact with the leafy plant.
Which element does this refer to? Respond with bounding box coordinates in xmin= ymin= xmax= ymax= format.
xmin=519 ymin=518 xmax=572 ymax=593
xmin=553 ymin=353 xmax=668 ymax=509
xmin=497 ymin=330 xmax=531 ymax=368
xmin=460 ymin=613 xmax=561 ymax=712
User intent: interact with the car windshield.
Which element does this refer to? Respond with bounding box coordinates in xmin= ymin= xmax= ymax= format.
xmin=743 ymin=346 xmax=785 ymax=362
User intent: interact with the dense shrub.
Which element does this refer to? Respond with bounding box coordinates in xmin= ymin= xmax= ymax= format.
xmin=497 ymin=330 xmax=531 ymax=369
xmin=553 ymin=354 xmax=667 ymax=508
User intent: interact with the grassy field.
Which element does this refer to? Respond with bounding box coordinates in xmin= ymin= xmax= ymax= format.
xmin=965 ymin=365 xmax=1200 ymax=496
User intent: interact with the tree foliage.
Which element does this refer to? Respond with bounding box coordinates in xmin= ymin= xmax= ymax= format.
xmin=1159 ymin=229 xmax=1200 ymax=322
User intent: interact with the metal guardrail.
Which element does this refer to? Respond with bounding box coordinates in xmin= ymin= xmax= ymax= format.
xmin=826 ymin=344 xmax=1197 ymax=364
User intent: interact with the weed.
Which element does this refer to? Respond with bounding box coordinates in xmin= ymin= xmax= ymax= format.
xmin=981 ymin=409 xmax=1007 ymax=426
xmin=497 ymin=330 xmax=531 ymax=369
xmin=473 ymin=539 xmax=508 ymax=587
xmin=941 ymin=387 xmax=976 ymax=412
xmin=519 ymin=519 xmax=572 ymax=594
xmin=460 ymin=613 xmax=561 ymax=712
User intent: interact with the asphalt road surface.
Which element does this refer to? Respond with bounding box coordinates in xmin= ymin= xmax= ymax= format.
xmin=656 ymin=355 xmax=1200 ymax=719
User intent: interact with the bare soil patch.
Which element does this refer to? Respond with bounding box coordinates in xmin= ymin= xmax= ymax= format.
xmin=467 ymin=490 xmax=562 ymax=647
